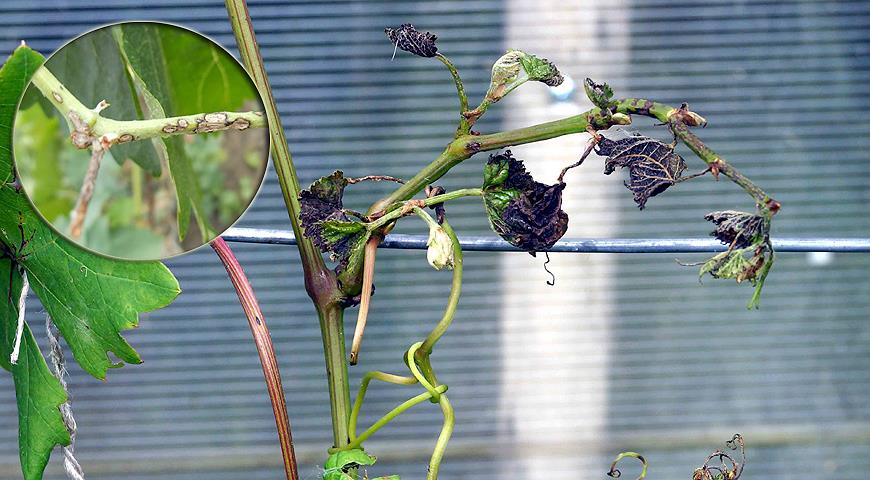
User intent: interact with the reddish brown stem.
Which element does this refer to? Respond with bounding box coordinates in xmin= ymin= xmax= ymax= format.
xmin=350 ymin=235 xmax=380 ymax=365
xmin=210 ymin=237 xmax=298 ymax=480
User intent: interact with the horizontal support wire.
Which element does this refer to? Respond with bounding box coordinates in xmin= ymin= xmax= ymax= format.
xmin=222 ymin=227 xmax=870 ymax=253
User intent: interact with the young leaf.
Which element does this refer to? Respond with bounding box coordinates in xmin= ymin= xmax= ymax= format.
xmin=323 ymin=449 xmax=399 ymax=480
xmin=0 ymin=259 xmax=71 ymax=480
xmin=518 ymin=53 xmax=564 ymax=87
xmin=583 ymin=78 xmax=615 ymax=110
xmin=385 ymin=24 xmax=438 ymax=58
xmin=482 ymin=151 xmax=568 ymax=254
xmin=596 ymin=134 xmax=687 ymax=209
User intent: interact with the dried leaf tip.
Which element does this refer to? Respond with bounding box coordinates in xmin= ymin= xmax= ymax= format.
xmin=385 ymin=24 xmax=438 ymax=58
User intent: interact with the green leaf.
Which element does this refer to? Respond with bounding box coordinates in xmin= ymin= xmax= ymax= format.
xmin=323 ymin=449 xmax=399 ymax=480
xmin=114 ymin=24 xmax=214 ymax=241
xmin=0 ymin=44 xmax=44 ymax=184
xmin=0 ymin=187 xmax=180 ymax=378
xmin=0 ymin=259 xmax=71 ymax=480
xmin=158 ymin=25 xmax=260 ymax=114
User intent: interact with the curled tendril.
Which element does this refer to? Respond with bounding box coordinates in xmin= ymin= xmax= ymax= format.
xmin=607 ymin=452 xmax=648 ymax=480
xmin=695 ymin=434 xmax=745 ymax=480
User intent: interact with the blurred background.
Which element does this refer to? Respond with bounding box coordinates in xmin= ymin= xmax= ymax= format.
xmin=0 ymin=1 xmax=868 ymax=479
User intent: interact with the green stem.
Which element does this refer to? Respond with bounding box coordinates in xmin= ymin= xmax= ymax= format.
xmin=226 ymin=0 xmax=350 ymax=451
xmin=434 ymin=53 xmax=470 ymax=136
xmin=427 ymin=395 xmax=455 ymax=480
xmin=419 ymin=221 xmax=462 ymax=354
xmin=367 ymin=188 xmax=482 ymax=231
xmin=331 ymin=384 xmax=449 ymax=454
xmin=348 ymin=371 xmax=417 ymax=443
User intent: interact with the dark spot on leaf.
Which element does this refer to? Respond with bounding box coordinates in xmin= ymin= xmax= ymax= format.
xmin=596 ymin=134 xmax=687 ymax=209
xmin=385 ymin=24 xmax=438 ymax=58
xmin=482 ymin=151 xmax=568 ymax=254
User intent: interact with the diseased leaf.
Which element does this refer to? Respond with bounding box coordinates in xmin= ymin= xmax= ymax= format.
xmin=695 ymin=210 xmax=774 ymax=308
xmin=584 ymin=78 xmax=615 ymax=109
xmin=482 ymin=151 xmax=568 ymax=254
xmin=596 ymin=134 xmax=687 ymax=209
xmin=518 ymin=53 xmax=563 ymax=87
xmin=299 ymin=171 xmax=371 ymax=287
xmin=0 ymin=259 xmax=71 ymax=480
xmin=705 ymin=210 xmax=765 ymax=249
xmin=385 ymin=24 xmax=438 ymax=58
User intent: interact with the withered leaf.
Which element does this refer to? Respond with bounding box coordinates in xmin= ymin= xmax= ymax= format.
xmin=385 ymin=24 xmax=438 ymax=58
xmin=299 ymin=170 xmax=350 ymax=250
xmin=482 ymin=151 xmax=568 ymax=254
xmin=596 ymin=134 xmax=687 ymax=209
xmin=705 ymin=210 xmax=765 ymax=249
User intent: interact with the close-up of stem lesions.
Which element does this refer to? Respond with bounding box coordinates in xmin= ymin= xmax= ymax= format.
xmin=13 ymin=22 xmax=270 ymax=260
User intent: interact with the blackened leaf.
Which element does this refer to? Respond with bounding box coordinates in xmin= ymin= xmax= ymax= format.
xmin=385 ymin=24 xmax=438 ymax=58
xmin=482 ymin=151 xmax=568 ymax=254
xmin=705 ymin=210 xmax=765 ymax=249
xmin=299 ymin=170 xmax=351 ymax=252
xmin=583 ymin=78 xmax=615 ymax=109
xmin=299 ymin=172 xmax=371 ymax=288
xmin=596 ymin=135 xmax=686 ymax=209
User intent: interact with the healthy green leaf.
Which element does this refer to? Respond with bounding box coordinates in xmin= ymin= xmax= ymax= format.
xmin=158 ymin=25 xmax=260 ymax=114
xmin=0 ymin=188 xmax=181 ymax=379
xmin=323 ymin=449 xmax=399 ymax=480
xmin=0 ymin=259 xmax=71 ymax=480
xmin=0 ymin=44 xmax=44 ymax=184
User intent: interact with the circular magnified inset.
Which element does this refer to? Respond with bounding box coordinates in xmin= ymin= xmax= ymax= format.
xmin=12 ymin=21 xmax=269 ymax=260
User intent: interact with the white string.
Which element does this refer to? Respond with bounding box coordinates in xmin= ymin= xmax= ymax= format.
xmin=46 ymin=315 xmax=85 ymax=480
xmin=9 ymin=269 xmax=28 ymax=365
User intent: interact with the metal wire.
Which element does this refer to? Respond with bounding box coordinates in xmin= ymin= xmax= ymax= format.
xmin=222 ymin=227 xmax=870 ymax=253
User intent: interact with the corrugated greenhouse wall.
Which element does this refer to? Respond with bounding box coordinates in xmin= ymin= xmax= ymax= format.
xmin=0 ymin=1 xmax=868 ymax=479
